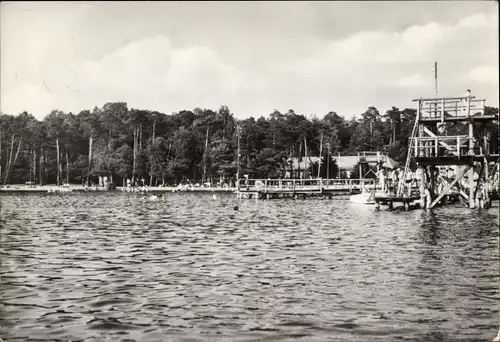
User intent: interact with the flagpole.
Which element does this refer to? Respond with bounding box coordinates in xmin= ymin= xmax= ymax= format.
xmin=236 ymin=123 xmax=240 ymax=190
xmin=434 ymin=61 xmax=438 ymax=96
xmin=433 ymin=61 xmax=438 ymax=120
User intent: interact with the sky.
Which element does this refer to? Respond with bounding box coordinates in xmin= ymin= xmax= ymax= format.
xmin=1 ymin=1 xmax=498 ymax=120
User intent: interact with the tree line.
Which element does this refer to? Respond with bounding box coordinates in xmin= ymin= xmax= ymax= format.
xmin=0 ymin=103 xmax=498 ymax=186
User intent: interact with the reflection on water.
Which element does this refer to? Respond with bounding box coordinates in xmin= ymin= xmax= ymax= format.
xmin=0 ymin=192 xmax=498 ymax=342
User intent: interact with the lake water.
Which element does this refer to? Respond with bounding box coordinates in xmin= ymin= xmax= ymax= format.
xmin=0 ymin=192 xmax=499 ymax=342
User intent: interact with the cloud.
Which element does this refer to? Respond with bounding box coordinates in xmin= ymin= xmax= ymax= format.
xmin=1 ymin=4 xmax=498 ymax=120
xmin=74 ymin=35 xmax=173 ymax=99
xmin=164 ymin=46 xmax=241 ymax=96
xmin=395 ymin=74 xmax=426 ymax=88
xmin=457 ymin=12 xmax=496 ymax=29
xmin=269 ymin=11 xmax=498 ymax=114
xmin=53 ymin=35 xmax=260 ymax=115
xmin=467 ymin=66 xmax=499 ymax=84
xmin=294 ymin=12 xmax=496 ymax=68
xmin=1 ymin=83 xmax=58 ymax=115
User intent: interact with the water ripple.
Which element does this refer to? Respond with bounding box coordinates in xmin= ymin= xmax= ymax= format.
xmin=0 ymin=192 xmax=498 ymax=342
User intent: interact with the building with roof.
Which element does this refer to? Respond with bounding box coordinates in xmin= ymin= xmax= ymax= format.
xmin=284 ymin=152 xmax=399 ymax=179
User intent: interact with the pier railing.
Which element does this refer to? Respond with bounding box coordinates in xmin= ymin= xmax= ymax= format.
xmin=414 ymin=96 xmax=486 ymax=121
xmin=237 ymin=178 xmax=376 ymax=193
xmin=412 ymin=135 xmax=475 ymax=158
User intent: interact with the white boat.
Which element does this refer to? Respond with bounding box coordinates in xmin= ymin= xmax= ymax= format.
xmin=349 ymin=189 xmax=375 ymax=204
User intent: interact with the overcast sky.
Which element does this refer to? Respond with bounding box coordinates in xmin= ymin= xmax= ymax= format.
xmin=1 ymin=1 xmax=498 ymax=120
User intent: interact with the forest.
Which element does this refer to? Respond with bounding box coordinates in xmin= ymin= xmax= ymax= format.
xmin=0 ymin=103 xmax=498 ymax=186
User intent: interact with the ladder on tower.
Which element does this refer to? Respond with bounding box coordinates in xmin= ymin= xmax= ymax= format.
xmin=397 ymin=118 xmax=419 ymax=197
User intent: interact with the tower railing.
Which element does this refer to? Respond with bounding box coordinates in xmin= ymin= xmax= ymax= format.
xmin=412 ymin=136 xmax=474 ymax=158
xmin=413 ymin=96 xmax=486 ymax=122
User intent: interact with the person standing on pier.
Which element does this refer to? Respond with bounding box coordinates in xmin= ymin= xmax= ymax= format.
xmin=415 ymin=167 xmax=423 ymax=190
xmin=390 ymin=168 xmax=399 ymax=194
xmin=397 ymin=167 xmax=405 ymax=195
xmin=377 ymin=169 xmax=386 ymax=194
xmin=405 ymin=169 xmax=415 ymax=196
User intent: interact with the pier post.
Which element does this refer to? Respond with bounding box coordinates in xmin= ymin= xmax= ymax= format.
xmin=358 ymin=158 xmax=362 ymax=181
xmin=485 ymin=157 xmax=489 ymax=182
xmin=419 ymin=165 xmax=426 ymax=207
xmin=468 ymin=167 xmax=475 ymax=208
xmin=495 ymin=220 xmax=500 ymax=342
xmin=430 ymin=166 xmax=437 ymax=203
xmin=468 ymin=117 xmax=476 ymax=208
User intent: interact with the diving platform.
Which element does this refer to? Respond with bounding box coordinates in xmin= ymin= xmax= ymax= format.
xmin=414 ymin=155 xmax=499 ymax=166
xmin=418 ymin=114 xmax=496 ymax=123
xmin=414 ymin=156 xmax=475 ymax=166
xmin=413 ymin=95 xmax=494 ymax=123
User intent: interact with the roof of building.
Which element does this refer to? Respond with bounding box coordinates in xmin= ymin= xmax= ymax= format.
xmin=336 ymin=156 xmax=359 ymax=170
xmin=287 ymin=154 xmax=399 ymax=171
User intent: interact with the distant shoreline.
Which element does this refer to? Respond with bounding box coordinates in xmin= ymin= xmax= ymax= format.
xmin=119 ymin=186 xmax=237 ymax=192
xmin=0 ymin=185 xmax=237 ymax=193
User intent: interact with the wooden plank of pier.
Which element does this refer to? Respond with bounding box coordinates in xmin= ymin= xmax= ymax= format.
xmin=236 ymin=178 xmax=375 ymax=200
xmin=374 ymin=195 xmax=421 ymax=211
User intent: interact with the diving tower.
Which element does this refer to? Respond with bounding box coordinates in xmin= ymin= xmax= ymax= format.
xmin=411 ymin=91 xmax=499 ymax=209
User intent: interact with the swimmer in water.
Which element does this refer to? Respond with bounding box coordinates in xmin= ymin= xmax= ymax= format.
xmin=212 ymin=194 xmax=217 ymax=200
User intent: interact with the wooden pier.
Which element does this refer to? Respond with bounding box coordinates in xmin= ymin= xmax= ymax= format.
xmin=236 ymin=178 xmax=375 ymax=200
xmin=374 ymin=195 xmax=421 ymax=211
xmin=374 ymin=192 xmax=464 ymax=211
